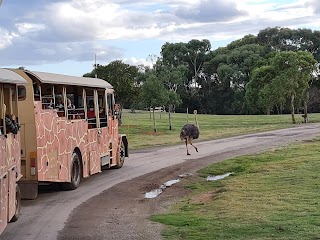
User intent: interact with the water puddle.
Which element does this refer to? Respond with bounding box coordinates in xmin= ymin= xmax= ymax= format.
xmin=145 ymin=176 xmax=188 ymax=199
xmin=145 ymin=188 xmax=163 ymax=199
xmin=164 ymin=179 xmax=180 ymax=187
xmin=178 ymin=173 xmax=193 ymax=178
xmin=206 ymin=172 xmax=234 ymax=181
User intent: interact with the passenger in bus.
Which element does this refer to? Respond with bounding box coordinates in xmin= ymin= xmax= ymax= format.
xmin=43 ymin=98 xmax=53 ymax=109
xmin=3 ymin=103 xmax=20 ymax=134
xmin=87 ymin=100 xmax=96 ymax=128
xmin=33 ymin=82 xmax=40 ymax=101
xmin=67 ymin=98 xmax=75 ymax=110
xmin=87 ymin=100 xmax=95 ymax=118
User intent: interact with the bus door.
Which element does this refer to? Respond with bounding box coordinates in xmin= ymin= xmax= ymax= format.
xmin=86 ymin=89 xmax=101 ymax=175
xmin=106 ymin=92 xmax=118 ymax=166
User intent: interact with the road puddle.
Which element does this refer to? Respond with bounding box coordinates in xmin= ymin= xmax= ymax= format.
xmin=164 ymin=179 xmax=180 ymax=187
xmin=178 ymin=173 xmax=193 ymax=178
xmin=206 ymin=172 xmax=233 ymax=181
xmin=144 ymin=178 xmax=183 ymax=199
xmin=145 ymin=188 xmax=163 ymax=199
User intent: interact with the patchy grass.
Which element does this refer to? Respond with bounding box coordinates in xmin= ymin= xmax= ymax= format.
xmin=119 ymin=111 xmax=320 ymax=150
xmin=151 ymin=139 xmax=320 ymax=239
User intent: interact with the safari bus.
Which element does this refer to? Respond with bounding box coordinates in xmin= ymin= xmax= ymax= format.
xmin=11 ymin=69 xmax=128 ymax=199
xmin=0 ymin=69 xmax=24 ymax=234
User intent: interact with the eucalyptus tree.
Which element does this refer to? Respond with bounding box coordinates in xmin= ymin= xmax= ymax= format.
xmin=247 ymin=51 xmax=317 ymax=123
xmin=161 ymin=39 xmax=212 ymax=106
xmin=155 ymin=64 xmax=186 ymax=129
xmin=257 ymin=27 xmax=320 ymax=62
xmin=83 ymin=60 xmax=139 ymax=110
xmin=204 ymin=36 xmax=270 ymax=114
xmin=140 ymin=73 xmax=169 ymax=132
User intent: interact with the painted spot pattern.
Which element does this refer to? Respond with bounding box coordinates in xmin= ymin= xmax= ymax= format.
xmin=34 ymin=102 xmax=120 ymax=182
xmin=0 ymin=132 xmax=21 ymax=235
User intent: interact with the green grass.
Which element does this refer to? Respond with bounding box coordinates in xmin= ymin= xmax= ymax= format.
xmin=150 ymin=139 xmax=320 ymax=240
xmin=119 ymin=111 xmax=320 ymax=150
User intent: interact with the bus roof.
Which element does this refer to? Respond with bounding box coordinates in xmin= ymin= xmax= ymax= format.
xmin=25 ymin=70 xmax=113 ymax=89
xmin=0 ymin=68 xmax=28 ymax=85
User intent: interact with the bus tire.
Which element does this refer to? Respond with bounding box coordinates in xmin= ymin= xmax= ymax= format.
xmin=63 ymin=152 xmax=81 ymax=190
xmin=10 ymin=185 xmax=21 ymax=222
xmin=5 ymin=116 xmax=18 ymax=134
xmin=114 ymin=141 xmax=125 ymax=169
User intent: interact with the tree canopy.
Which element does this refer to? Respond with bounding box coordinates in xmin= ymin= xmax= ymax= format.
xmin=83 ymin=27 xmax=320 ymax=121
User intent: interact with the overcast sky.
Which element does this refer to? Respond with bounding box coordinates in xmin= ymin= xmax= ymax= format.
xmin=0 ymin=0 xmax=319 ymax=76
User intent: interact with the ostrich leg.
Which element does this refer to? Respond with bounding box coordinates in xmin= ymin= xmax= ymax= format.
xmin=185 ymin=139 xmax=190 ymax=155
xmin=190 ymin=140 xmax=198 ymax=152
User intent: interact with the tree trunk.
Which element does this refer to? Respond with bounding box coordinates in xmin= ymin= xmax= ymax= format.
xmin=303 ymin=98 xmax=308 ymax=124
xmin=186 ymin=108 xmax=189 ymax=123
xmin=168 ymin=105 xmax=172 ymax=130
xmin=291 ymin=94 xmax=296 ymax=124
xmin=152 ymin=107 xmax=157 ymax=132
xmin=266 ymin=108 xmax=270 ymax=115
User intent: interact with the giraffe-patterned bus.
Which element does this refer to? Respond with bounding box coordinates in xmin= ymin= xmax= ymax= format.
xmin=11 ymin=69 xmax=128 ymax=199
xmin=0 ymin=69 xmax=25 ymax=234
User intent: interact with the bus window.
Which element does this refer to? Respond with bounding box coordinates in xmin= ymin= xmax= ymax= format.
xmin=74 ymin=87 xmax=85 ymax=119
xmin=107 ymin=93 xmax=114 ymax=117
xmin=41 ymin=84 xmax=54 ymax=109
xmin=33 ymin=81 xmax=41 ymax=101
xmin=86 ymin=89 xmax=96 ymax=128
xmin=98 ymin=90 xmax=107 ymax=127
xmin=55 ymin=85 xmax=64 ymax=117
xmin=18 ymin=86 xmax=26 ymax=101
xmin=65 ymin=86 xmax=84 ymax=120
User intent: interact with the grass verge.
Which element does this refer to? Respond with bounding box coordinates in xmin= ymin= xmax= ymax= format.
xmin=119 ymin=111 xmax=320 ymax=150
xmin=151 ymin=139 xmax=320 ymax=239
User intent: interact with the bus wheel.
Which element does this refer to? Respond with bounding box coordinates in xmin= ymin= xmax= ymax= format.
xmin=63 ymin=152 xmax=81 ymax=190
xmin=114 ymin=141 xmax=125 ymax=169
xmin=10 ymin=185 xmax=21 ymax=222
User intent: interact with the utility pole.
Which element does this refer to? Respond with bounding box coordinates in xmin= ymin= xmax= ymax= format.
xmin=94 ymin=54 xmax=97 ymax=78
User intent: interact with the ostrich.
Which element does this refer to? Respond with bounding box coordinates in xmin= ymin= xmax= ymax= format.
xmin=180 ymin=111 xmax=200 ymax=155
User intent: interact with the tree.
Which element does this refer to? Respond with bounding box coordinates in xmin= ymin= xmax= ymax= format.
xmin=247 ymin=51 xmax=317 ymax=123
xmin=84 ymin=60 xmax=139 ymax=110
xmin=140 ymin=73 xmax=169 ymax=132
xmin=155 ymin=64 xmax=186 ymax=129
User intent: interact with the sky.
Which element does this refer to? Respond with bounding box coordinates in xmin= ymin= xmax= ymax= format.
xmin=0 ymin=0 xmax=319 ymax=77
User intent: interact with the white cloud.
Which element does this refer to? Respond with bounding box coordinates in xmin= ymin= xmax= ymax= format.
xmin=0 ymin=28 xmax=15 ymax=49
xmin=0 ymin=0 xmax=319 ymax=73
xmin=15 ymin=23 xmax=46 ymax=34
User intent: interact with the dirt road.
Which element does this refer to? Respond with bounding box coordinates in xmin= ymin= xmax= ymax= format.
xmin=2 ymin=124 xmax=320 ymax=240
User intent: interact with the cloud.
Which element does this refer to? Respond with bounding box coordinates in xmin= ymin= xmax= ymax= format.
xmin=305 ymin=0 xmax=320 ymax=13
xmin=0 ymin=28 xmax=15 ymax=49
xmin=0 ymin=40 xmax=123 ymax=66
xmin=174 ymin=0 xmax=248 ymax=22
xmin=0 ymin=0 xmax=319 ymax=68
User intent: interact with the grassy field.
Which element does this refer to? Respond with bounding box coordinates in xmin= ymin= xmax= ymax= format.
xmin=119 ymin=111 xmax=320 ymax=150
xmin=151 ymin=139 xmax=320 ymax=239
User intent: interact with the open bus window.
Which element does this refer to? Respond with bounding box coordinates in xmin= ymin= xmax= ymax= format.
xmin=98 ymin=90 xmax=107 ymax=128
xmin=86 ymin=89 xmax=96 ymax=128
xmin=55 ymin=85 xmax=64 ymax=117
xmin=18 ymin=86 xmax=26 ymax=101
xmin=66 ymin=86 xmax=84 ymax=120
xmin=0 ymin=118 xmax=3 ymax=135
xmin=107 ymin=93 xmax=115 ymax=117
xmin=41 ymin=84 xmax=55 ymax=109
xmin=33 ymin=81 xmax=40 ymax=101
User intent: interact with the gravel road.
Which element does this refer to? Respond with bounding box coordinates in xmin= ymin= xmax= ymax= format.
xmin=2 ymin=124 xmax=320 ymax=240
